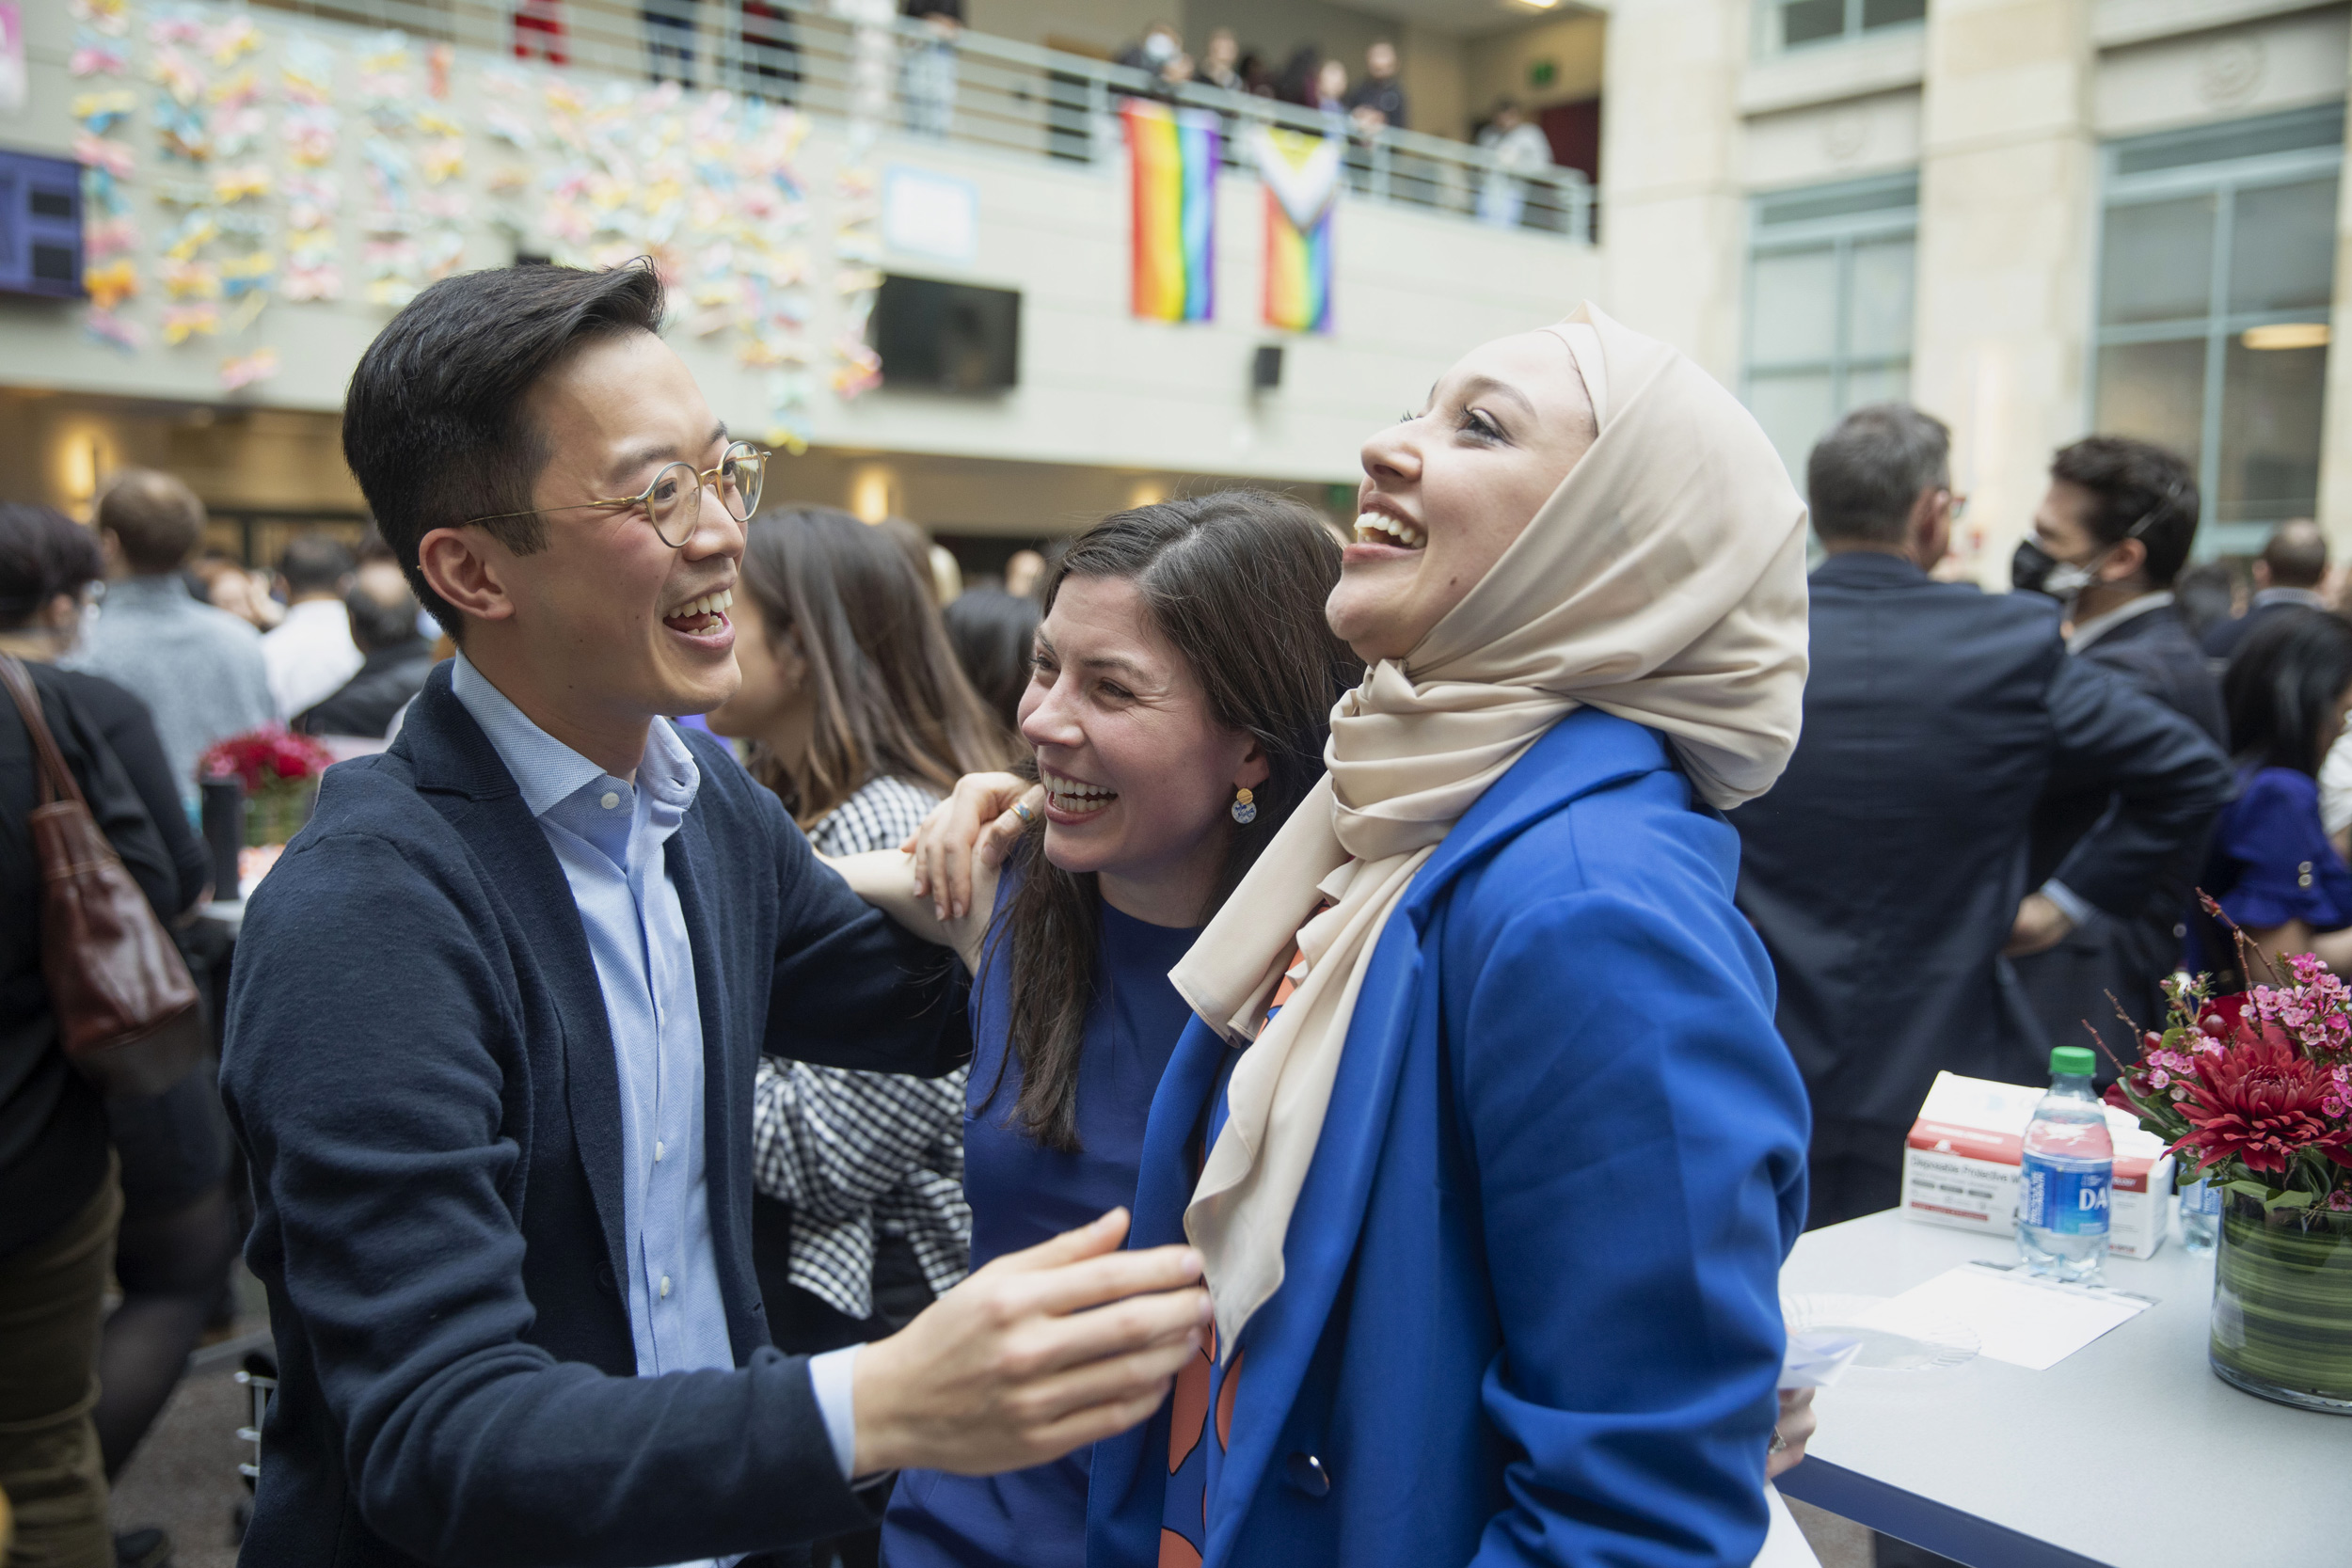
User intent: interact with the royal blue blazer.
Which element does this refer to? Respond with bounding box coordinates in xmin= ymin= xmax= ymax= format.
xmin=1087 ymin=710 xmax=1810 ymax=1568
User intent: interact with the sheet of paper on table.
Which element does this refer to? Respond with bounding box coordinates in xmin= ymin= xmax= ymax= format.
xmin=1855 ymin=1262 xmax=2152 ymax=1371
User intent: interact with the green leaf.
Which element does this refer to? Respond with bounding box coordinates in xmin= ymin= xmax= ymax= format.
xmin=2268 ymin=1190 xmax=2318 ymax=1212
xmin=2224 ymin=1180 xmax=2273 ymax=1199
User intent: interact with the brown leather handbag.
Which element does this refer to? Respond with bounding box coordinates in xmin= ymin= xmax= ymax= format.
xmin=1 ymin=655 xmax=205 ymax=1096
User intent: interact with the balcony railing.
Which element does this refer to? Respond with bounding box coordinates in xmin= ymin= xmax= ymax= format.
xmin=251 ymin=0 xmax=1597 ymax=241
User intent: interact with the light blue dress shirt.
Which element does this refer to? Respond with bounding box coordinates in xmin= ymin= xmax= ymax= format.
xmin=450 ymin=656 xmax=860 ymax=1565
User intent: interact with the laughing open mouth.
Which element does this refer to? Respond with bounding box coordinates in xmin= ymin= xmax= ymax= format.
xmin=1042 ymin=768 xmax=1117 ymax=816
xmin=663 ymin=587 xmax=734 ymax=635
xmin=1354 ymin=511 xmax=1426 ymax=549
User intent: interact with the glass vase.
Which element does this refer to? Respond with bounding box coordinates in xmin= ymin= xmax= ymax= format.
xmin=2211 ymin=1190 xmax=2352 ymax=1414
xmin=245 ymin=780 xmax=317 ymax=847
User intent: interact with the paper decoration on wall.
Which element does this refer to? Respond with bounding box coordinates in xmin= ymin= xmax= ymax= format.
xmin=1120 ymin=101 xmax=1216 ymax=324
xmin=828 ymin=0 xmax=891 ymax=401
xmin=218 ymin=346 xmax=278 ymax=390
xmin=2 ymin=5 xmax=26 ymax=118
xmin=71 ymin=29 xmax=141 ymax=351
xmin=1253 ymin=127 xmax=1338 ymax=335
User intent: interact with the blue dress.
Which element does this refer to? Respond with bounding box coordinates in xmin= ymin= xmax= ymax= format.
xmin=880 ymin=891 xmax=1200 ymax=1568
xmin=2191 ymin=765 xmax=2352 ymax=970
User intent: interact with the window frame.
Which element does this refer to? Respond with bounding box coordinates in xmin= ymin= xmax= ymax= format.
xmin=2089 ymin=105 xmax=2344 ymax=558
xmin=1755 ymin=0 xmax=1928 ymax=56
xmin=1741 ymin=170 xmax=1922 ymax=485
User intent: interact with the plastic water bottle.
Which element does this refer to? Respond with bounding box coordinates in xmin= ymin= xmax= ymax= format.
xmin=2017 ymin=1045 xmax=2113 ymax=1283
xmin=2180 ymin=1175 xmax=2221 ymax=1256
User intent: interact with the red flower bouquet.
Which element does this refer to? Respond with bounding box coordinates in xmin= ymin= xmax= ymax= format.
xmin=200 ymin=726 xmax=335 ymax=848
xmin=2106 ymin=905 xmax=2352 ymax=1215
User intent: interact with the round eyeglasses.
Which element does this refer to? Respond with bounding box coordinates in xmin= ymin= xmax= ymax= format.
xmin=459 ymin=440 xmax=769 ymax=547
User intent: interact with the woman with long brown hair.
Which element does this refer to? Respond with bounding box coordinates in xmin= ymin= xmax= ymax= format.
xmin=839 ymin=491 xmax=1359 ymax=1568
xmin=705 ymin=505 xmax=1018 ymax=1378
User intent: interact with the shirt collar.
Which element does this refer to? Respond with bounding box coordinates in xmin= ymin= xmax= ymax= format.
xmin=450 ymin=650 xmax=619 ymax=818
xmin=2067 ymin=590 xmax=2173 ymax=653
xmin=2254 ymin=586 xmax=2327 ymax=610
xmin=101 ymin=575 xmax=199 ymax=611
xmin=279 ymin=598 xmax=349 ymax=630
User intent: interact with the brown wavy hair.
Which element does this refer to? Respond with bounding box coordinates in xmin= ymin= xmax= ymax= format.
xmin=985 ymin=491 xmax=1360 ymax=1151
xmin=739 ymin=505 xmax=1018 ymax=826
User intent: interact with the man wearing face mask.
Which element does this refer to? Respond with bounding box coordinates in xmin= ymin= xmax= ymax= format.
xmin=2011 ymin=438 xmax=2229 ymax=1058
xmin=1732 ymin=404 xmax=2233 ymax=1230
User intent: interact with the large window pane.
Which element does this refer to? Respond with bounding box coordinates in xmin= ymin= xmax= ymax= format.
xmin=1861 ymin=0 xmax=1926 ymax=26
xmin=1748 ymin=371 xmax=1837 ymax=490
xmin=2229 ymin=177 xmax=2340 ymax=316
xmin=2099 ymin=196 xmax=2216 ymax=325
xmin=2093 ymin=339 xmax=2208 ymax=478
xmin=1844 ymin=361 xmax=1911 ymax=409
xmin=1779 ymin=0 xmax=1847 ymax=48
xmin=2217 ymin=338 xmax=2328 ymax=520
xmin=1847 ymin=237 xmax=1915 ymax=360
xmin=1750 ymin=246 xmax=1839 ymax=366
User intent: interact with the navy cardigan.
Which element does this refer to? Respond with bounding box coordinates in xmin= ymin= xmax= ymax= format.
xmin=221 ymin=666 xmax=968 ymax=1568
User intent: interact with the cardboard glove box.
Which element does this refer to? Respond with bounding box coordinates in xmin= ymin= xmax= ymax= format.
xmin=1899 ymin=1070 xmax=2174 ymax=1259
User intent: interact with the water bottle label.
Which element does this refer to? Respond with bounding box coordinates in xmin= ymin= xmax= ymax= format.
xmin=2023 ymin=1153 xmax=2110 ymax=1236
xmin=2185 ymin=1178 xmax=2221 ymax=1217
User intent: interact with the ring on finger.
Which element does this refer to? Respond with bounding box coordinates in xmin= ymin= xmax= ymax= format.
xmin=1010 ymin=800 xmax=1036 ymax=825
xmin=1768 ymin=1426 xmax=1787 ymax=1453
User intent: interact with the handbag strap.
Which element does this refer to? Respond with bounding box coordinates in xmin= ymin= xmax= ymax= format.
xmin=0 ymin=655 xmax=88 ymax=813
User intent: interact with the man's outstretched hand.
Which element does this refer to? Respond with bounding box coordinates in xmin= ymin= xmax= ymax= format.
xmin=850 ymin=1208 xmax=1208 ymax=1476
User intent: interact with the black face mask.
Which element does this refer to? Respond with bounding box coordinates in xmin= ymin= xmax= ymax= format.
xmin=2012 ymin=537 xmax=2061 ymax=597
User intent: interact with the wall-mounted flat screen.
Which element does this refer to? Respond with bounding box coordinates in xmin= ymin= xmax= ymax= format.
xmin=871 ymin=274 xmax=1019 ymax=393
xmin=0 ymin=149 xmax=84 ymax=300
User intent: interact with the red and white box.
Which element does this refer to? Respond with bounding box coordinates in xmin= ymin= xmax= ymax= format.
xmin=1899 ymin=1071 xmax=2173 ymax=1259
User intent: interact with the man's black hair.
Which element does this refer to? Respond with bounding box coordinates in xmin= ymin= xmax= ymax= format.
xmin=1807 ymin=403 xmax=1950 ymax=546
xmin=2049 ymin=436 xmax=2199 ymax=590
xmin=341 ymin=260 xmax=666 ymax=637
xmin=278 ymin=531 xmax=356 ymax=596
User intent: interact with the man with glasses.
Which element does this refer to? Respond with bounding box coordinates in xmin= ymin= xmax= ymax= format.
xmin=220 ymin=261 xmax=1209 ymax=1568
xmin=1728 ymin=404 xmax=2230 ymax=1238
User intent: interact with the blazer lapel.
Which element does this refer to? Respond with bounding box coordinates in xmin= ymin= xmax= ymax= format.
xmin=665 ymin=803 xmax=760 ymax=1359
xmin=403 ymin=673 xmax=633 ymax=1323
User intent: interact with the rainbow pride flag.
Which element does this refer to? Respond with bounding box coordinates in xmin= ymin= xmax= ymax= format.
xmin=1254 ymin=127 xmax=1339 ymax=334
xmin=1122 ymin=100 xmax=1218 ymax=323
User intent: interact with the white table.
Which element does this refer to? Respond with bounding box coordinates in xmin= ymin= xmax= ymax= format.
xmin=1776 ymin=1210 xmax=2351 ymax=1567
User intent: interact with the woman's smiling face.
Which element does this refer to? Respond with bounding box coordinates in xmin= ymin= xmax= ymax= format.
xmin=1017 ymin=573 xmax=1267 ymax=925
xmin=1327 ymin=330 xmax=1598 ymax=665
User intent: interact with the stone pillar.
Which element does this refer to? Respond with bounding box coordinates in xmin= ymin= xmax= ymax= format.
xmin=1909 ymin=0 xmax=2099 ymax=586
xmin=1597 ymin=0 xmax=1749 ymax=385
xmin=2314 ymin=54 xmax=2352 ymax=556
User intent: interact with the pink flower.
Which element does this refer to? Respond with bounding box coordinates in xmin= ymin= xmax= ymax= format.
xmin=2331 ymin=1190 xmax=2352 ymax=1212
xmin=2151 ymin=1069 xmax=2172 ymax=1090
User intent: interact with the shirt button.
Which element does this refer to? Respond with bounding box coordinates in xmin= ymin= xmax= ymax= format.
xmin=654 ymin=1140 xmax=664 ymax=1163
xmin=601 ymin=791 xmax=621 ymax=810
xmin=660 ymin=1275 xmax=672 ymax=1298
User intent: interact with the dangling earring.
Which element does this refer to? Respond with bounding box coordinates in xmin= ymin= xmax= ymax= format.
xmin=1231 ymin=786 xmax=1258 ymax=825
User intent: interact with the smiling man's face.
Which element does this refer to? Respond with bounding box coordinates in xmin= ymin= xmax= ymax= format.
xmin=453 ymin=329 xmax=745 ymax=759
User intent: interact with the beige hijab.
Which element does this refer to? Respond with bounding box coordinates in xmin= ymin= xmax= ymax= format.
xmin=1168 ymin=303 xmax=1812 ymax=1349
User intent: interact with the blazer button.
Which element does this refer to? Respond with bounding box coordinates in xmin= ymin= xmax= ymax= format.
xmin=595 ymin=1260 xmax=616 ymax=1296
xmin=1284 ymin=1452 xmax=1332 ymax=1497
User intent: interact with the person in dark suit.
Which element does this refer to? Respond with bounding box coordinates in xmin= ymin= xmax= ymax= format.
xmin=2201 ymin=517 xmax=2329 ymax=660
xmin=1731 ymin=404 xmax=2233 ymax=1231
xmin=220 ymin=261 xmax=1210 ymax=1568
xmin=2012 ymin=436 xmax=2229 ymax=1059
xmin=294 ymin=565 xmax=438 ymax=740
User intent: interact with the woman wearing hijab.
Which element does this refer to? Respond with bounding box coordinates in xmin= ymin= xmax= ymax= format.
xmin=914 ymin=306 xmax=1813 ymax=1566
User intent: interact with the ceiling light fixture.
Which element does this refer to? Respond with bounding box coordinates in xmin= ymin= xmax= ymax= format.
xmin=2242 ymin=322 xmax=2330 ymax=351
